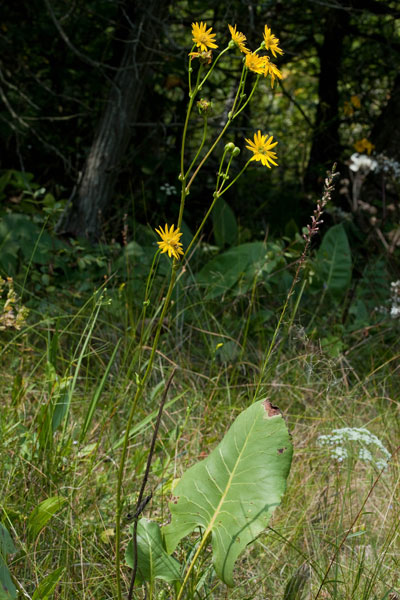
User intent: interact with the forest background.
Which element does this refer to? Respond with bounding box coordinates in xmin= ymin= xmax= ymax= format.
xmin=1 ymin=0 xmax=400 ymax=599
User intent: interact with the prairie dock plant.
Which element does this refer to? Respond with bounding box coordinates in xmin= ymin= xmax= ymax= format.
xmin=114 ymin=19 xmax=290 ymax=600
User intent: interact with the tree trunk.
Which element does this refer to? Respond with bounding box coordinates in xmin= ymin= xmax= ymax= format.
xmin=304 ymin=8 xmax=349 ymax=191
xmin=371 ymin=72 xmax=400 ymax=160
xmin=58 ymin=0 xmax=169 ymax=239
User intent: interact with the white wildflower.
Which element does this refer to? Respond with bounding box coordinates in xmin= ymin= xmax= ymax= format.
xmin=160 ymin=183 xmax=177 ymax=196
xmin=349 ymin=153 xmax=378 ymax=173
xmin=317 ymin=426 xmax=391 ymax=469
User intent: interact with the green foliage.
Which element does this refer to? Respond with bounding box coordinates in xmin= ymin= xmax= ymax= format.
xmin=32 ymin=567 xmax=65 ymax=600
xmin=27 ymin=497 xmax=67 ymax=540
xmin=314 ymin=224 xmax=352 ymax=297
xmin=0 ymin=524 xmax=17 ymax=600
xmin=162 ymin=400 xmax=292 ymax=586
xmin=125 ymin=519 xmax=181 ymax=585
xmin=212 ymin=196 xmax=238 ymax=247
xmin=0 ymin=213 xmax=61 ymax=276
xmin=196 ymin=241 xmax=287 ymax=300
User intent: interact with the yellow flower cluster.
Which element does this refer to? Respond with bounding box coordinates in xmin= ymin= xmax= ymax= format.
xmin=190 ymin=21 xmax=283 ymax=87
xmin=354 ymin=138 xmax=375 ymax=155
xmin=344 ymin=95 xmax=361 ymax=117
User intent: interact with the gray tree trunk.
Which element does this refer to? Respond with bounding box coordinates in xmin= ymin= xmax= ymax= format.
xmin=58 ymin=0 xmax=169 ymax=239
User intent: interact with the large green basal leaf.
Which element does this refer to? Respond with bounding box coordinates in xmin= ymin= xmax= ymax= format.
xmin=315 ymin=224 xmax=352 ymax=297
xmin=196 ymin=242 xmax=268 ymax=300
xmin=163 ymin=400 xmax=292 ymax=586
xmin=212 ymin=196 xmax=238 ymax=248
xmin=125 ymin=519 xmax=181 ymax=585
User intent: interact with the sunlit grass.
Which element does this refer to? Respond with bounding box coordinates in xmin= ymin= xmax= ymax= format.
xmin=1 ymin=282 xmax=399 ymax=599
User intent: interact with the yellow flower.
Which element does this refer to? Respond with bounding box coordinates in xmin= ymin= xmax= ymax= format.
xmin=192 ymin=22 xmax=218 ymax=52
xmin=343 ymin=101 xmax=354 ymax=117
xmin=263 ymin=25 xmax=283 ymax=57
xmin=228 ymin=24 xmax=250 ymax=54
xmin=263 ymin=56 xmax=283 ymax=87
xmin=354 ymin=138 xmax=375 ymax=155
xmin=245 ymin=130 xmax=278 ymax=168
xmin=188 ymin=49 xmax=213 ymax=64
xmin=155 ymin=224 xmax=184 ymax=260
xmin=351 ymin=95 xmax=361 ymax=108
xmin=245 ymin=51 xmax=265 ymax=75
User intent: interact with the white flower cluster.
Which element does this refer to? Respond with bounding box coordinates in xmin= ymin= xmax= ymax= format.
xmin=389 ymin=280 xmax=400 ymax=319
xmin=349 ymin=153 xmax=378 ymax=174
xmin=160 ymin=183 xmax=178 ymax=196
xmin=317 ymin=427 xmax=391 ymax=470
xmin=376 ymin=154 xmax=400 ymax=181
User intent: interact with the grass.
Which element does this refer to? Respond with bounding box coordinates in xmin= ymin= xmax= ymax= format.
xmin=1 ymin=277 xmax=400 ymax=600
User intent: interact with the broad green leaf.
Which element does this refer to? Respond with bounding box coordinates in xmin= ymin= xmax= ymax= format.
xmin=27 ymin=497 xmax=67 ymax=540
xmin=196 ymin=242 xmax=268 ymax=300
xmin=0 ymin=525 xmax=15 ymax=557
xmin=32 ymin=567 xmax=64 ymax=600
xmin=51 ymin=377 xmax=73 ymax=433
xmin=212 ymin=197 xmax=238 ymax=247
xmin=315 ymin=224 xmax=352 ymax=296
xmin=125 ymin=519 xmax=181 ymax=585
xmin=0 ymin=524 xmax=17 ymax=600
xmin=163 ymin=400 xmax=292 ymax=586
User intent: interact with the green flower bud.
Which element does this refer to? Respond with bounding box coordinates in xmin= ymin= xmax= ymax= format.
xmin=232 ymin=147 xmax=241 ymax=157
xmin=224 ymin=142 xmax=235 ymax=153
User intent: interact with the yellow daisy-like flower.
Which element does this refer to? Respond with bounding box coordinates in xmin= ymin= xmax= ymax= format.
xmin=245 ymin=130 xmax=278 ymax=168
xmin=192 ymin=22 xmax=218 ymax=52
xmin=155 ymin=224 xmax=184 ymax=260
xmin=245 ymin=52 xmax=265 ymax=75
xmin=263 ymin=24 xmax=283 ymax=57
xmin=263 ymin=56 xmax=283 ymax=88
xmin=354 ymin=138 xmax=375 ymax=155
xmin=228 ymin=24 xmax=250 ymax=54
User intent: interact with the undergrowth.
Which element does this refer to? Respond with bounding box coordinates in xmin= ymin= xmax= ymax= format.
xmin=1 ymin=281 xmax=399 ymax=599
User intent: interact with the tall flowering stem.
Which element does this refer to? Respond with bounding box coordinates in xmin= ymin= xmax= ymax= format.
xmin=115 ymin=262 xmax=178 ymax=600
xmin=253 ymin=165 xmax=339 ymax=401
xmin=116 ymin=20 xmax=286 ymax=599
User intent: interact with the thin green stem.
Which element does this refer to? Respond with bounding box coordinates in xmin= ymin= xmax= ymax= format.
xmin=252 ymin=257 xmax=303 ymax=402
xmin=138 ymin=249 xmax=161 ymax=370
xmin=185 ymin=123 xmax=229 ymax=192
xmin=115 ymin=264 xmax=178 ymax=600
xmin=217 ymin=160 xmax=251 ymax=196
xmin=185 ymin=65 xmax=247 ymax=193
xmin=188 ymin=44 xmax=195 ymax=95
xmin=184 ymin=160 xmax=250 ymax=259
xmin=183 ymin=194 xmax=220 ymax=259
xmin=198 ymin=46 xmax=230 ymax=90
xmin=184 ymin=116 xmax=208 ymax=180
xmin=176 ymin=531 xmax=211 ymax=600
xmin=232 ymin=75 xmax=260 ymax=119
xmin=215 ymin=146 xmax=231 ymax=192
xmin=180 ymin=66 xmax=203 ymax=181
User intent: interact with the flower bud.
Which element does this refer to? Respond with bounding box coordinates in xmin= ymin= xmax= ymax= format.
xmin=232 ymin=146 xmax=241 ymax=157
xmin=224 ymin=142 xmax=235 ymax=153
xmin=197 ymin=98 xmax=212 ymax=115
